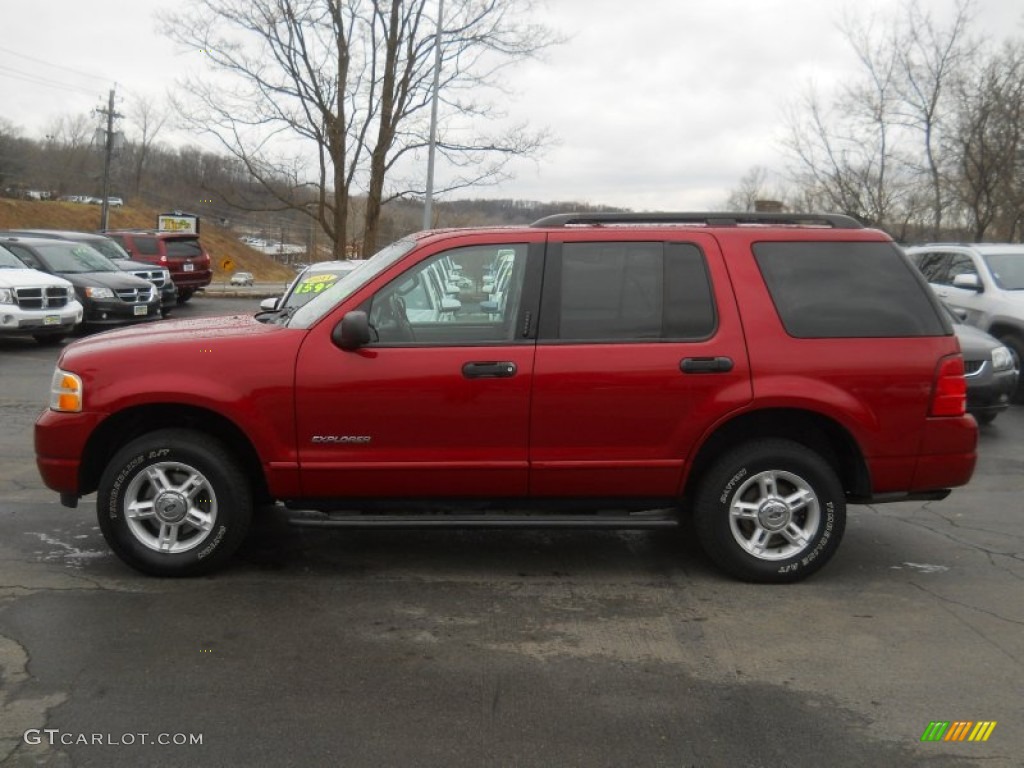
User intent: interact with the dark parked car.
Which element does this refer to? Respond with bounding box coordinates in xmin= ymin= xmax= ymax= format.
xmin=0 ymin=236 xmax=160 ymax=329
xmin=8 ymin=230 xmax=177 ymax=314
xmin=949 ymin=307 xmax=1019 ymax=425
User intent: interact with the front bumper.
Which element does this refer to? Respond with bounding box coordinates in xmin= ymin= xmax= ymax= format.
xmin=0 ymin=305 xmax=82 ymax=334
xmin=35 ymin=408 xmax=106 ymax=498
xmin=159 ymin=283 xmax=178 ymax=309
xmin=965 ymin=362 xmax=1018 ymax=417
xmin=82 ymin=298 xmax=162 ymax=326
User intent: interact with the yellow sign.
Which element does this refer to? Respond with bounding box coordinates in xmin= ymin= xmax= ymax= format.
xmin=220 ymin=258 xmax=235 ymax=272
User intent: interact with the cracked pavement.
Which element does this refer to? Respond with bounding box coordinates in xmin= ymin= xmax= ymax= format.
xmin=1 ymin=299 xmax=1021 ymax=767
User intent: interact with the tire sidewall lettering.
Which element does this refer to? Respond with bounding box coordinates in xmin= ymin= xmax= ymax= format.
xmin=108 ymin=453 xmax=146 ymax=521
xmin=720 ymin=468 xmax=747 ymax=504
xmin=197 ymin=525 xmax=228 ymax=560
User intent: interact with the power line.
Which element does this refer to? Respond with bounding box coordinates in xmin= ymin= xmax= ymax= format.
xmin=0 ymin=64 xmax=100 ymax=97
xmin=0 ymin=44 xmax=112 ymax=85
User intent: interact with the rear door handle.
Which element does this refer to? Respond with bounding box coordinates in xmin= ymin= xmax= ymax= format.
xmin=462 ymin=361 xmax=517 ymax=379
xmin=680 ymin=357 xmax=734 ymax=374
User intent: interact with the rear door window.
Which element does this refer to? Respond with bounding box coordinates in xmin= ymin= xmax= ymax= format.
xmin=547 ymin=241 xmax=716 ymax=341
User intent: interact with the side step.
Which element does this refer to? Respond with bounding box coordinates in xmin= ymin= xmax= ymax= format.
xmin=287 ymin=511 xmax=680 ymax=530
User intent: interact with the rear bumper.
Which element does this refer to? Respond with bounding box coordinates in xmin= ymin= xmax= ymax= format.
xmin=171 ymin=269 xmax=212 ymax=290
xmin=911 ymin=415 xmax=978 ymax=492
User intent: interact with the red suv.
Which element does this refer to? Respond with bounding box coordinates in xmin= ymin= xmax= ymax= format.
xmin=102 ymin=230 xmax=212 ymax=303
xmin=36 ymin=213 xmax=977 ymax=582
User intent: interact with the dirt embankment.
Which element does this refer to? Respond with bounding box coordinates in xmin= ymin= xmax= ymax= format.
xmin=0 ymin=199 xmax=296 ymax=281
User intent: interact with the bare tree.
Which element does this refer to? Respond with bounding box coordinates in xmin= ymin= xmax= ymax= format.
xmin=161 ymin=0 xmax=558 ymax=257
xmin=36 ymin=113 xmax=97 ymax=195
xmin=0 ymin=119 xmax=23 ymax=189
xmin=888 ymin=0 xmax=975 ymax=239
xmin=126 ymin=96 xmax=168 ymax=198
xmin=783 ymin=74 xmax=914 ymax=231
xmin=952 ymin=41 xmax=1024 ymax=241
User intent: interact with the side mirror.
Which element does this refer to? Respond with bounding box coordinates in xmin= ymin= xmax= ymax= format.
xmin=952 ymin=273 xmax=982 ymax=292
xmin=332 ymin=310 xmax=370 ymax=350
xmin=260 ymin=297 xmax=279 ymax=311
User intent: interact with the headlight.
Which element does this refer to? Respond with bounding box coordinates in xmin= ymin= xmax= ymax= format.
xmin=162 ymin=269 xmax=171 ymax=281
xmin=49 ymin=369 xmax=83 ymax=412
xmin=84 ymin=286 xmax=115 ymax=299
xmin=0 ymin=287 xmax=13 ymax=304
xmin=991 ymin=345 xmax=1015 ymax=371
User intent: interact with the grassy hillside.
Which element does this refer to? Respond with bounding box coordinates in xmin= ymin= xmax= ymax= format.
xmin=0 ymin=199 xmax=295 ymax=281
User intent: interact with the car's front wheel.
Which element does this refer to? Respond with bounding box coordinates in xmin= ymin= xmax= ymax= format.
xmin=32 ymin=333 xmax=67 ymax=346
xmin=996 ymin=332 xmax=1024 ymax=403
xmin=97 ymin=429 xmax=252 ymax=576
xmin=693 ymin=439 xmax=846 ymax=583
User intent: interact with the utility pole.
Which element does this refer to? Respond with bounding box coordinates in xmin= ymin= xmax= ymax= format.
xmin=96 ymin=88 xmax=122 ymax=231
xmin=422 ymin=0 xmax=444 ymax=231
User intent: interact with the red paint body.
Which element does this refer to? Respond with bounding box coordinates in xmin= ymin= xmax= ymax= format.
xmin=35 ymin=223 xmax=977 ymax=506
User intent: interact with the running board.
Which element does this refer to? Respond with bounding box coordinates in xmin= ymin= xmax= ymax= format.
xmin=287 ymin=511 xmax=681 ymax=530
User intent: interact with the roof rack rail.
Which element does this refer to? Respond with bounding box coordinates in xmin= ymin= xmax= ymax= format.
xmin=529 ymin=212 xmax=864 ymax=229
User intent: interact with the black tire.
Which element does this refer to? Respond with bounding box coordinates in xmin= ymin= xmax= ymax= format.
xmin=693 ymin=439 xmax=846 ymax=583
xmin=32 ymin=334 xmax=67 ymax=346
xmin=996 ymin=333 xmax=1024 ymax=403
xmin=973 ymin=411 xmax=998 ymax=426
xmin=97 ymin=429 xmax=252 ymax=576
xmin=176 ymin=290 xmax=193 ymax=305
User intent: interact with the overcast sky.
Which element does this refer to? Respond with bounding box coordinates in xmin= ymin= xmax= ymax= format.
xmin=2 ymin=0 xmax=1022 ymax=210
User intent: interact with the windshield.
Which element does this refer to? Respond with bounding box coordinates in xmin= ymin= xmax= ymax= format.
xmin=33 ymin=243 xmax=119 ymax=273
xmin=289 ymin=240 xmax=417 ymax=328
xmin=0 ymin=244 xmax=27 ymax=268
xmin=281 ymin=265 xmax=358 ymax=310
xmin=983 ymin=252 xmax=1024 ymax=290
xmin=87 ymin=238 xmax=133 ymax=261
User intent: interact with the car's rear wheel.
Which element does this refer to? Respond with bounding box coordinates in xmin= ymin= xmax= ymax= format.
xmin=97 ymin=429 xmax=252 ymax=576
xmin=176 ymin=290 xmax=193 ymax=305
xmin=693 ymin=439 xmax=846 ymax=583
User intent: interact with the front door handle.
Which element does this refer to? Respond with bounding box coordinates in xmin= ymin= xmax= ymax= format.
xmin=462 ymin=361 xmax=517 ymax=379
xmin=680 ymin=357 xmax=734 ymax=374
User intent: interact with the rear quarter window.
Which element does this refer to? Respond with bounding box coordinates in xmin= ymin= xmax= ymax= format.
xmin=753 ymin=241 xmax=947 ymax=338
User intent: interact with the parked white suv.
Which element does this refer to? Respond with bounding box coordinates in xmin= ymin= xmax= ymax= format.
xmin=0 ymin=244 xmax=83 ymax=344
xmin=905 ymin=243 xmax=1024 ymax=400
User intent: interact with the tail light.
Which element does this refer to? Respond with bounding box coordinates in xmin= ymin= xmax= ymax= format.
xmin=929 ymin=355 xmax=967 ymax=416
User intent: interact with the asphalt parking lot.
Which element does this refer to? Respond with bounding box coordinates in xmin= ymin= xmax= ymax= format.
xmin=1 ymin=297 xmax=1021 ymax=767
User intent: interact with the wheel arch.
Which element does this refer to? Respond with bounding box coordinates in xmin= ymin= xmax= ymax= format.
xmin=682 ymin=408 xmax=870 ymax=503
xmin=79 ymin=404 xmax=270 ymax=502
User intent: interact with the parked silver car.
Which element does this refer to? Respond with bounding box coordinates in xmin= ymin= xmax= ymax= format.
xmin=905 ymin=243 xmax=1024 ymax=401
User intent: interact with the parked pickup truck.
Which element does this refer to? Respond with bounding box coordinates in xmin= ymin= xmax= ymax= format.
xmin=0 ymin=243 xmax=82 ymax=344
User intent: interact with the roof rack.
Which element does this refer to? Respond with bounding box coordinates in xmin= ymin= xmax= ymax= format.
xmin=529 ymin=212 xmax=864 ymax=229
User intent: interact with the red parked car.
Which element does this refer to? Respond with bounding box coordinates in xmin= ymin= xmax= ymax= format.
xmin=102 ymin=230 xmax=212 ymax=304
xmin=36 ymin=212 xmax=977 ymax=581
